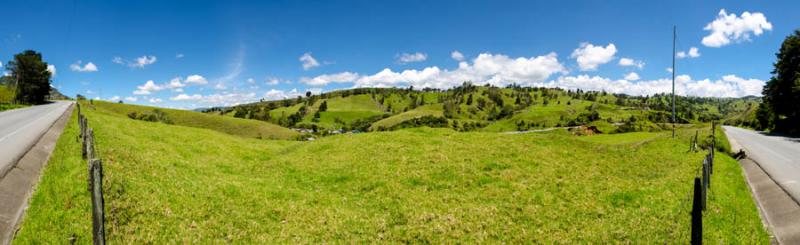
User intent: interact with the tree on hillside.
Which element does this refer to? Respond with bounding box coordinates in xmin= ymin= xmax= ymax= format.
xmin=758 ymin=30 xmax=800 ymax=133
xmin=319 ymin=101 xmax=328 ymax=112
xmin=5 ymin=50 xmax=52 ymax=104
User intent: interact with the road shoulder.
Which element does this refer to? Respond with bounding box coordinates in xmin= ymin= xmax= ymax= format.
xmin=0 ymin=103 xmax=74 ymax=244
xmin=727 ymin=128 xmax=800 ymax=244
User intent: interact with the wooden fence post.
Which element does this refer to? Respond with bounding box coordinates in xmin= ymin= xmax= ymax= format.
xmin=701 ymin=160 xmax=708 ymax=211
xmin=86 ymin=128 xmax=96 ymax=192
xmin=691 ymin=177 xmax=703 ymax=245
xmin=89 ymin=158 xmax=106 ymax=245
xmin=81 ymin=117 xmax=88 ymax=159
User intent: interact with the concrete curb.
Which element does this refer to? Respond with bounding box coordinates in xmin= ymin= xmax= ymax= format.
xmin=0 ymin=102 xmax=74 ymax=245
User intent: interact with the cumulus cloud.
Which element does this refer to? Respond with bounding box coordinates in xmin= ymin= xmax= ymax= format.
xmin=70 ymin=61 xmax=98 ymax=72
xmin=131 ymin=56 xmax=157 ymax=68
xmin=265 ymin=77 xmax=288 ymax=85
xmin=108 ymin=96 xmax=121 ymax=101
xmin=677 ymin=47 xmax=701 ymax=59
xmin=618 ymin=57 xmax=645 ymax=69
xmin=451 ymin=51 xmax=465 ymax=61
xmin=133 ymin=75 xmax=208 ymax=95
xmin=571 ymin=43 xmax=617 ymax=71
xmin=184 ymin=75 xmax=208 ymax=85
xmin=542 ymin=74 xmax=764 ymax=97
xmin=133 ymin=80 xmax=163 ymax=95
xmin=299 ymin=52 xmax=566 ymax=89
xmin=125 ymin=96 xmax=138 ymax=102
xmin=264 ymin=89 xmax=305 ymax=101
xmin=113 ymin=55 xmax=157 ymax=68
xmin=300 ymin=72 xmax=359 ymax=86
xmin=214 ymin=83 xmax=227 ymax=90
xmin=165 ymin=77 xmax=185 ymax=90
xmin=47 ymin=64 xmax=57 ymax=76
xmin=149 ymin=98 xmax=163 ymax=103
xmin=170 ymin=93 xmax=203 ymax=101
xmin=624 ymin=72 xmax=640 ymax=81
xmin=397 ymin=52 xmax=427 ymax=64
xmin=299 ymin=52 xmax=320 ymax=70
xmin=702 ymin=9 xmax=773 ymax=47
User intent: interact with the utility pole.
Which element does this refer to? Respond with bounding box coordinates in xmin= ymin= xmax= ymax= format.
xmin=672 ymin=26 xmax=676 ymax=138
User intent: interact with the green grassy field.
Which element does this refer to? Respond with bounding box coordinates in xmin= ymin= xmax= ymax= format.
xmin=369 ymin=104 xmax=443 ymax=130
xmin=15 ymin=102 xmax=768 ymax=243
xmin=88 ymin=100 xmax=298 ymax=140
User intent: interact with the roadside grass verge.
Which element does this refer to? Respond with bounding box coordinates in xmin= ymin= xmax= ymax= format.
xmin=16 ymin=104 xmax=767 ymax=243
xmin=14 ymin=110 xmax=93 ymax=243
xmin=0 ymin=103 xmax=27 ymax=112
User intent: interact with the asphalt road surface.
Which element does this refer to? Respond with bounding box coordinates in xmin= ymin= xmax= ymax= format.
xmin=724 ymin=126 xmax=800 ymax=203
xmin=0 ymin=101 xmax=72 ymax=178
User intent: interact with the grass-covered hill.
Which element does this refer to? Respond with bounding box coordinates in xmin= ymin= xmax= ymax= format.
xmin=204 ymin=83 xmax=761 ymax=134
xmin=16 ymin=100 xmax=767 ymax=243
xmin=85 ymin=100 xmax=299 ymax=140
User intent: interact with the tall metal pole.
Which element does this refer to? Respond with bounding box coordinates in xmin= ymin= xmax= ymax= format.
xmin=672 ymin=26 xmax=676 ymax=138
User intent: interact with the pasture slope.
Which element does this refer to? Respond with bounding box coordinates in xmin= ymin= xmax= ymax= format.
xmin=14 ymin=101 xmax=767 ymax=243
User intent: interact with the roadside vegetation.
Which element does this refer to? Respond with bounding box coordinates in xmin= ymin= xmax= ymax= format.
xmin=754 ymin=30 xmax=800 ymax=134
xmin=0 ymin=50 xmax=69 ymax=112
xmin=15 ymin=100 xmax=767 ymax=243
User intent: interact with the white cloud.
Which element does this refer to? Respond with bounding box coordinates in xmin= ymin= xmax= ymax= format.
xmin=246 ymin=78 xmax=255 ymax=84
xmin=451 ymin=51 xmax=464 ymax=61
xmin=677 ymin=47 xmax=701 ymax=59
xmin=214 ymin=83 xmax=227 ymax=90
xmin=47 ymin=64 xmax=57 ymax=76
xmin=264 ymin=89 xmax=304 ymax=101
xmin=300 ymin=72 xmax=360 ymax=86
xmin=70 ymin=61 xmax=98 ymax=72
xmin=112 ymin=55 xmax=157 ymax=68
xmin=108 ymin=96 xmax=121 ymax=101
xmin=124 ymin=96 xmax=138 ymax=102
xmin=198 ymin=92 xmax=259 ymax=106
xmin=170 ymin=93 xmax=203 ymax=101
xmin=702 ymin=9 xmax=773 ymax=47
xmin=299 ymin=52 xmax=320 ymax=70
xmin=618 ymin=57 xmax=645 ymax=69
xmin=542 ymin=74 xmax=764 ymax=97
xmin=265 ymin=77 xmax=286 ymax=85
xmin=131 ymin=55 xmax=157 ymax=68
xmin=165 ymin=77 xmax=185 ymax=90
xmin=397 ymin=52 xmax=428 ymax=64
xmin=133 ymin=80 xmax=163 ymax=95
xmin=149 ymin=98 xmax=163 ymax=103
xmin=688 ymin=47 xmax=701 ymax=58
xmin=300 ymin=52 xmax=566 ymax=89
xmin=624 ymin=72 xmax=640 ymax=81
xmin=571 ymin=43 xmax=617 ymax=71
xmin=176 ymin=53 xmax=184 ymax=59
xmin=133 ymin=75 xmax=208 ymax=96
xmin=0 ymin=61 xmax=3 ymax=68
xmin=185 ymin=75 xmax=208 ymax=85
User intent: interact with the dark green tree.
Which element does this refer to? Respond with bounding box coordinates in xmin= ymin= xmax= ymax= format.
xmin=6 ymin=50 xmax=52 ymax=104
xmin=318 ymin=101 xmax=328 ymax=112
xmin=760 ymin=30 xmax=800 ymax=133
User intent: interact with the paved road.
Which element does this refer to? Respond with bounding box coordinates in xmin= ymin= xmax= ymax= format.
xmin=0 ymin=101 xmax=72 ymax=178
xmin=724 ymin=126 xmax=800 ymax=203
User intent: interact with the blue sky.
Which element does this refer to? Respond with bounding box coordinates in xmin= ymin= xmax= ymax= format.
xmin=1 ymin=0 xmax=797 ymax=109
